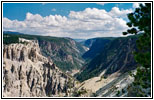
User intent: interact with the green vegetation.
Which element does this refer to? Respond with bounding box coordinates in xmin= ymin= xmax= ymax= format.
xmin=3 ymin=34 xmax=20 ymax=44
xmin=54 ymin=61 xmax=76 ymax=72
xmin=101 ymin=75 xmax=107 ymax=79
xmin=67 ymin=79 xmax=74 ymax=89
xmin=3 ymin=34 xmax=31 ymax=45
xmin=123 ymin=3 xmax=151 ymax=97
xmin=76 ymin=36 xmax=138 ymax=82
xmin=82 ymin=37 xmax=115 ymax=60
xmin=3 ymin=33 xmax=71 ymax=45
xmin=91 ymin=93 xmax=98 ymax=97
xmin=3 ymin=32 xmax=86 ymax=72
xmin=73 ymin=87 xmax=87 ymax=97
xmin=122 ymin=89 xmax=125 ymax=93
xmin=116 ymin=90 xmax=120 ymax=96
xmin=96 ymin=75 xmax=107 ymax=82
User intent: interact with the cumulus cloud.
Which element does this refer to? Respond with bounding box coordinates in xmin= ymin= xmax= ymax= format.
xmin=69 ymin=8 xmax=112 ymax=20
xmin=3 ymin=7 xmax=133 ymax=39
xmin=109 ymin=7 xmax=133 ymax=18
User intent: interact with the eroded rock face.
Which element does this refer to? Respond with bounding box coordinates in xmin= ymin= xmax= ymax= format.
xmin=3 ymin=38 xmax=76 ymax=97
xmin=38 ymin=38 xmax=86 ymax=72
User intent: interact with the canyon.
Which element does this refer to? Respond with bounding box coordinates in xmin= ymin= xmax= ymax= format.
xmin=3 ymin=33 xmax=139 ymax=97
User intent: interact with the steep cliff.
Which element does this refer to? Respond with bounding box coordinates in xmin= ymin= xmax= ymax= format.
xmin=38 ymin=37 xmax=87 ymax=72
xmin=82 ymin=37 xmax=115 ymax=60
xmin=75 ymin=36 xmax=138 ymax=97
xmin=76 ymin=36 xmax=138 ymax=82
xmin=3 ymin=38 xmax=77 ymax=97
xmin=3 ymin=33 xmax=87 ymax=72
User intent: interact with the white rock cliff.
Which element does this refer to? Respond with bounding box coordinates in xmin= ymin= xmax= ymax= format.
xmin=3 ymin=38 xmax=76 ymax=97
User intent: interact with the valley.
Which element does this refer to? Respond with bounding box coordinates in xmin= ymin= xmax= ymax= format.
xmin=3 ymin=32 xmax=139 ymax=97
xmin=2 ymin=2 xmax=151 ymax=98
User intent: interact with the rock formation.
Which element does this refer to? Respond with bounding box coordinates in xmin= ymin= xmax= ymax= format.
xmin=3 ymin=38 xmax=76 ymax=97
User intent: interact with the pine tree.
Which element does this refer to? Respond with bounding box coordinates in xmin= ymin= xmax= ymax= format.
xmin=123 ymin=3 xmax=151 ymax=97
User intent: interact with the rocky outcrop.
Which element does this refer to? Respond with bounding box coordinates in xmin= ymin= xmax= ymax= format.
xmin=94 ymin=72 xmax=135 ymax=97
xmin=3 ymin=38 xmax=76 ymax=97
xmin=38 ymin=38 xmax=86 ymax=72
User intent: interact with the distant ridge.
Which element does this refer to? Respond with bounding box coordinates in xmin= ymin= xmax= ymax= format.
xmin=73 ymin=39 xmax=86 ymax=42
xmin=3 ymin=31 xmax=24 ymax=35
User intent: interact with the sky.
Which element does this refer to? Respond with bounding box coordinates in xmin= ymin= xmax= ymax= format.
xmin=3 ymin=2 xmax=144 ymax=39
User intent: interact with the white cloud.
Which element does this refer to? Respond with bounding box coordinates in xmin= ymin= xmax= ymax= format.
xmin=109 ymin=7 xmax=133 ymax=18
xmin=69 ymin=8 xmax=112 ymax=20
xmin=3 ymin=7 xmax=133 ymax=39
xmin=3 ymin=18 xmax=26 ymax=29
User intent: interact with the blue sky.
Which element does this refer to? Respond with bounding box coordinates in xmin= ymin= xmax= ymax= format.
xmin=3 ymin=3 xmax=133 ymax=21
xmin=3 ymin=2 xmax=141 ymax=39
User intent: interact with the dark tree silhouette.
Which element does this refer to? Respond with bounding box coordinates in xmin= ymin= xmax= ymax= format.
xmin=123 ymin=3 xmax=151 ymax=97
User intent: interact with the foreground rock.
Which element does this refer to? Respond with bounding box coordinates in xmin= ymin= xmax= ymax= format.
xmin=78 ymin=70 xmax=135 ymax=97
xmin=3 ymin=38 xmax=77 ymax=97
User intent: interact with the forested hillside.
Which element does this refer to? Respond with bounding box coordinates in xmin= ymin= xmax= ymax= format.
xmin=3 ymin=33 xmax=87 ymax=72
xmin=76 ymin=35 xmax=138 ymax=82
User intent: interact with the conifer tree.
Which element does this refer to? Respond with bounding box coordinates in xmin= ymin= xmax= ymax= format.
xmin=123 ymin=3 xmax=151 ymax=97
